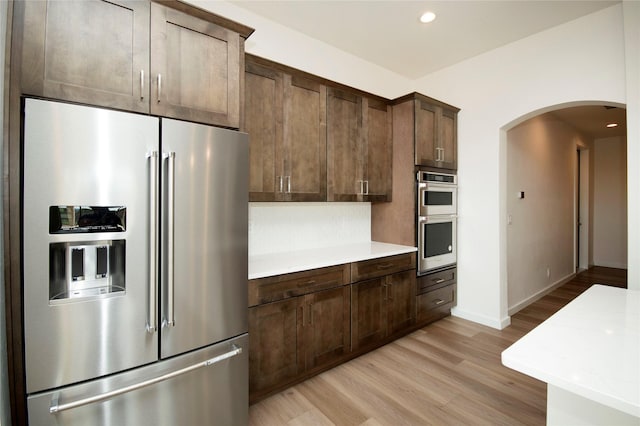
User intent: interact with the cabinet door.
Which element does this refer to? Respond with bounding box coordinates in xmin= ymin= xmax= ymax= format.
xmin=151 ymin=3 xmax=241 ymax=127
xmin=417 ymin=284 xmax=456 ymax=325
xmin=302 ymin=286 xmax=350 ymax=370
xmin=327 ymin=88 xmax=363 ymax=201
xmin=20 ymin=0 xmax=150 ymax=113
xmin=284 ymin=75 xmax=327 ymax=201
xmin=363 ymin=97 xmax=392 ymax=202
xmin=245 ymin=62 xmax=283 ymax=201
xmin=439 ymin=108 xmax=458 ymax=169
xmin=387 ymin=270 xmax=416 ymax=336
xmin=351 ymin=278 xmax=387 ymax=351
xmin=249 ymin=299 xmax=302 ymax=395
xmin=415 ymin=99 xmax=438 ymax=166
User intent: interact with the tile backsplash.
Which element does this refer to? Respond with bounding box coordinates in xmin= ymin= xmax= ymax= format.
xmin=249 ymin=202 xmax=371 ymax=256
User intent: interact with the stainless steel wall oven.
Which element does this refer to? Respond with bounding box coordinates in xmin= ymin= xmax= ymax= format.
xmin=417 ymin=171 xmax=457 ymax=275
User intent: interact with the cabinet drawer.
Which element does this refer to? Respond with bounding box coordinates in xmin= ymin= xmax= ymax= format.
xmin=249 ymin=264 xmax=350 ymax=306
xmin=417 ymin=267 xmax=456 ymax=293
xmin=351 ymin=253 xmax=416 ymax=282
xmin=417 ymin=284 xmax=456 ymax=324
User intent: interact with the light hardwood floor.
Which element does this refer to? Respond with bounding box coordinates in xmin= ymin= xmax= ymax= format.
xmin=249 ymin=266 xmax=627 ymax=426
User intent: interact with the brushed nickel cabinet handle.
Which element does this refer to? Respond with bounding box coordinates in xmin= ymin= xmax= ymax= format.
xmin=157 ymin=74 xmax=162 ymax=103
xmin=434 ymin=299 xmax=445 ymax=306
xmin=434 ymin=278 xmax=445 ymax=284
xmin=376 ymin=263 xmax=393 ymax=270
xmin=297 ymin=280 xmax=316 ymax=287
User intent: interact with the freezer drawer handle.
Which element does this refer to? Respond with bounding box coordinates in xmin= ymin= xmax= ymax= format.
xmin=49 ymin=344 xmax=243 ymax=414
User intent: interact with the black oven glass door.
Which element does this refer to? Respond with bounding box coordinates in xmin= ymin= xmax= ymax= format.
xmin=423 ymin=221 xmax=453 ymax=257
xmin=418 ymin=216 xmax=457 ymax=273
xmin=418 ymin=184 xmax=457 ymax=216
xmin=423 ymin=190 xmax=453 ymax=207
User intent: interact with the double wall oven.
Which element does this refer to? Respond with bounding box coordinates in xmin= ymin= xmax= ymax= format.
xmin=417 ymin=171 xmax=457 ymax=275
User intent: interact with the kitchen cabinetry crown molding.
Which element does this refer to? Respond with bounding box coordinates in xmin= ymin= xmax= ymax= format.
xmin=392 ymin=91 xmax=460 ymax=113
xmin=152 ymin=0 xmax=255 ymax=38
xmin=246 ymin=53 xmax=390 ymax=105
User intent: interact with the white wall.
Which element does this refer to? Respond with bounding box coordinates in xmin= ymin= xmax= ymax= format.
xmin=593 ymin=136 xmax=628 ymax=268
xmin=506 ymin=114 xmax=588 ymax=312
xmin=623 ymin=0 xmax=640 ymax=289
xmin=413 ymin=4 xmax=628 ymax=328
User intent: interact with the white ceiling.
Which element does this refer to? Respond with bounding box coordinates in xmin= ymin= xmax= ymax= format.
xmin=230 ymin=0 xmax=618 ymax=79
xmin=231 ymin=0 xmax=625 ymax=138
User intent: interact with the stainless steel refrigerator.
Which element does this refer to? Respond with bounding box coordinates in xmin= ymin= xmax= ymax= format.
xmin=22 ymin=98 xmax=248 ymax=425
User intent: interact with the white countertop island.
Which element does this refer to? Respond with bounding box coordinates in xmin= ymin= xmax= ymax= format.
xmin=249 ymin=241 xmax=417 ymax=280
xmin=502 ymin=284 xmax=640 ymax=425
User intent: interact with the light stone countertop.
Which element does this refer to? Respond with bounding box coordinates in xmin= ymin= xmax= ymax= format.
xmin=249 ymin=241 xmax=417 ymax=280
xmin=501 ymin=284 xmax=640 ymax=418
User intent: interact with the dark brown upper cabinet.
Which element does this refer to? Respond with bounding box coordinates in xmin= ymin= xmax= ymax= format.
xmin=18 ymin=0 xmax=252 ymax=128
xmin=20 ymin=0 xmax=151 ymax=113
xmin=395 ymin=93 xmax=459 ymax=170
xmin=244 ymin=58 xmax=327 ymax=202
xmin=327 ymin=87 xmax=392 ymax=202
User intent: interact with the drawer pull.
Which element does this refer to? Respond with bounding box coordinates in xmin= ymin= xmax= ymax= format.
xmin=298 ymin=280 xmax=316 ymax=287
xmin=376 ymin=263 xmax=393 ymax=270
xmin=433 ymin=278 xmax=445 ymax=284
xmin=434 ymin=299 xmax=446 ymax=305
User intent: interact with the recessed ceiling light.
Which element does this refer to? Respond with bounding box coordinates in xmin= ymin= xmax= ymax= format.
xmin=420 ymin=11 xmax=436 ymax=24
xmin=606 ymin=123 xmax=618 ymax=128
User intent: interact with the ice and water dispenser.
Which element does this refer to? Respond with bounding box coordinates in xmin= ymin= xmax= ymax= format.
xmin=49 ymin=206 xmax=126 ymax=301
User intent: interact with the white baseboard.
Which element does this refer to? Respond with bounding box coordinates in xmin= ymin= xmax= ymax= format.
xmin=508 ymin=272 xmax=576 ymax=316
xmin=451 ymin=307 xmax=511 ymax=330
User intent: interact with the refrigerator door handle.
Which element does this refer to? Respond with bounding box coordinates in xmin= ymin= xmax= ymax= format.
xmin=48 ymin=344 xmax=243 ymax=414
xmin=147 ymin=151 xmax=159 ymax=333
xmin=162 ymin=151 xmax=176 ymax=328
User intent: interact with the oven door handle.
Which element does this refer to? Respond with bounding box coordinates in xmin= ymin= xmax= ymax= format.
xmin=423 ymin=214 xmax=457 ymax=223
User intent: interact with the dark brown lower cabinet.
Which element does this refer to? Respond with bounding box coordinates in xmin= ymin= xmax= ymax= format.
xmin=351 ymin=270 xmax=416 ymax=351
xmin=387 ymin=270 xmax=418 ymax=335
xmin=303 ymin=286 xmax=351 ymax=370
xmin=417 ymin=284 xmax=456 ymax=325
xmin=351 ymin=277 xmax=386 ymax=350
xmin=249 ymin=285 xmax=350 ymax=401
xmin=248 ymin=252 xmax=454 ymax=404
xmin=248 ymin=298 xmax=300 ymax=395
xmin=416 ymin=267 xmax=457 ymax=326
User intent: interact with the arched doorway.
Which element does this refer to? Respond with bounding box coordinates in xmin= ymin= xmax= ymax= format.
xmin=500 ymin=101 xmax=626 ymax=316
